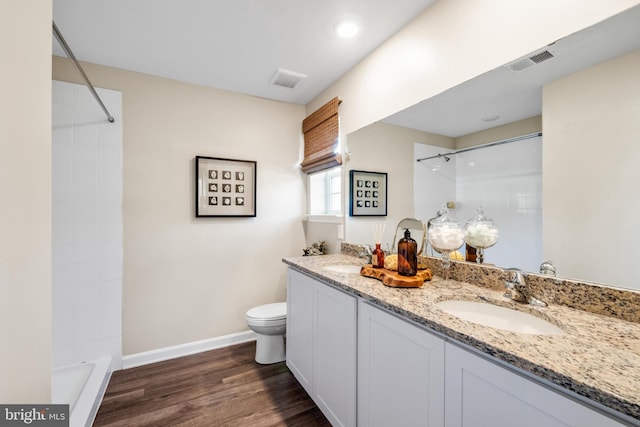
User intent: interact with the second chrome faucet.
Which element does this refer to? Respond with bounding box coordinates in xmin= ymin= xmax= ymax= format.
xmin=504 ymin=268 xmax=547 ymax=307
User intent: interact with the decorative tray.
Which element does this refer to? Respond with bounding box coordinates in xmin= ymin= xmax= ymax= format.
xmin=360 ymin=265 xmax=432 ymax=288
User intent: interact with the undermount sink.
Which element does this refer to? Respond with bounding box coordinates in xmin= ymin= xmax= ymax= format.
xmin=322 ymin=264 xmax=362 ymax=274
xmin=435 ymin=300 xmax=564 ymax=336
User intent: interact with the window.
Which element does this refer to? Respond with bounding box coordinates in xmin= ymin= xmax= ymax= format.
xmin=309 ymin=166 xmax=342 ymax=216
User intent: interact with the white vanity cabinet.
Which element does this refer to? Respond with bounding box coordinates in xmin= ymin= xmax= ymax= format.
xmin=358 ymin=301 xmax=445 ymax=427
xmin=444 ymin=343 xmax=625 ymax=427
xmin=286 ymin=269 xmax=357 ymax=427
xmin=286 ymin=266 xmax=631 ymax=427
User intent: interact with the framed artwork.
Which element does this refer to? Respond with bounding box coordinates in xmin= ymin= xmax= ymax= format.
xmin=195 ymin=156 xmax=256 ymax=217
xmin=349 ymin=170 xmax=387 ymax=216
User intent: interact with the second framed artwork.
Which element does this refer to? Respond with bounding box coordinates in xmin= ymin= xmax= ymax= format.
xmin=195 ymin=156 xmax=256 ymax=217
xmin=349 ymin=170 xmax=387 ymax=216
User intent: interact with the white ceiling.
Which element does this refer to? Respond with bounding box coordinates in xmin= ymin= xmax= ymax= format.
xmin=52 ymin=0 xmax=435 ymax=105
xmin=52 ymin=2 xmax=640 ymax=135
xmin=382 ymin=5 xmax=640 ymax=137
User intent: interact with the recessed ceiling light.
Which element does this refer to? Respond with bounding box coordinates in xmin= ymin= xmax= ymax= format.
xmin=335 ymin=20 xmax=359 ymax=38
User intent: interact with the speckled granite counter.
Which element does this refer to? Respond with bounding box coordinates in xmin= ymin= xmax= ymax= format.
xmin=283 ymin=254 xmax=640 ymax=424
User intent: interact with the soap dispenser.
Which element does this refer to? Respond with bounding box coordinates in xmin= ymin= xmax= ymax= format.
xmin=397 ymin=228 xmax=417 ymax=276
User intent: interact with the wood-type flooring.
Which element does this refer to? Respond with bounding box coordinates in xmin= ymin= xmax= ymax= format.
xmin=93 ymin=341 xmax=331 ymax=426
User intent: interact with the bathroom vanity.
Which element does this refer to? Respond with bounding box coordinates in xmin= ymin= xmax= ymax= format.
xmin=283 ymin=254 xmax=640 ymax=427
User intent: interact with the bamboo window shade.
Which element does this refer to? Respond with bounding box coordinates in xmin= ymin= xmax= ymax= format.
xmin=301 ymin=97 xmax=342 ymax=174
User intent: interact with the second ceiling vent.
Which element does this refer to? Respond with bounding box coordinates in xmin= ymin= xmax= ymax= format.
xmin=504 ymin=48 xmax=555 ymax=72
xmin=270 ymin=68 xmax=308 ymax=89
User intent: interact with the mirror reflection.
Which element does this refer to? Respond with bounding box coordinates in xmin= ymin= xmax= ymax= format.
xmin=344 ymin=5 xmax=640 ymax=291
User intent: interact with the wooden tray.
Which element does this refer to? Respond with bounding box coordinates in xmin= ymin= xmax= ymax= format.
xmin=360 ymin=265 xmax=432 ymax=288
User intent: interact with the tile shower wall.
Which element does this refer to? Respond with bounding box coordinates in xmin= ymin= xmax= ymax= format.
xmin=456 ymin=136 xmax=542 ymax=272
xmin=415 ymin=136 xmax=542 ymax=272
xmin=52 ymin=81 xmax=123 ymax=369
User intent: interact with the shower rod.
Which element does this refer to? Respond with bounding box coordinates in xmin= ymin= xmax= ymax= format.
xmin=416 ymin=132 xmax=542 ymax=162
xmin=52 ymin=21 xmax=115 ymax=123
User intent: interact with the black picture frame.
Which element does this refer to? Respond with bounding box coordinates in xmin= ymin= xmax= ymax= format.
xmin=349 ymin=170 xmax=387 ymax=216
xmin=195 ymin=156 xmax=256 ymax=217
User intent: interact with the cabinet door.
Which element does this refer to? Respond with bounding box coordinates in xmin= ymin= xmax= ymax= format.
xmin=286 ymin=269 xmax=357 ymax=427
xmin=358 ymin=301 xmax=445 ymax=427
xmin=444 ymin=343 xmax=624 ymax=427
xmin=314 ymin=281 xmax=357 ymax=427
xmin=286 ymin=269 xmax=314 ymax=394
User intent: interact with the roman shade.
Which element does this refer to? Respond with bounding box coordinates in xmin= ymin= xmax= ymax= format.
xmin=301 ymin=97 xmax=342 ymax=174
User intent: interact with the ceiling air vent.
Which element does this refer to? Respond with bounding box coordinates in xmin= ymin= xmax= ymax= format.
xmin=270 ymin=68 xmax=307 ymax=89
xmin=504 ymin=49 xmax=555 ymax=72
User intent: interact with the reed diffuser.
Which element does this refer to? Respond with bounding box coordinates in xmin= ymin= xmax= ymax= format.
xmin=371 ymin=223 xmax=386 ymax=268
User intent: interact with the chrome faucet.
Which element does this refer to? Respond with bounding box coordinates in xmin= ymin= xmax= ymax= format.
xmin=504 ymin=268 xmax=547 ymax=307
xmin=539 ymin=260 xmax=556 ymax=276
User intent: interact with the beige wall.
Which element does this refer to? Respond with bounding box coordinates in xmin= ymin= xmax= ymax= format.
xmin=53 ymin=57 xmax=306 ymax=355
xmin=0 ymin=1 xmax=52 ymax=402
xmin=542 ymin=49 xmax=640 ymax=289
xmin=344 ymin=123 xmax=454 ymax=245
xmin=309 ymin=0 xmax=639 ymax=136
xmin=455 ymin=116 xmax=542 ymax=149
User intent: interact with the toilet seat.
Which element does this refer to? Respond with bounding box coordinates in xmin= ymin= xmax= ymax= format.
xmin=246 ymin=302 xmax=286 ymax=321
xmin=246 ymin=317 xmax=286 ymax=328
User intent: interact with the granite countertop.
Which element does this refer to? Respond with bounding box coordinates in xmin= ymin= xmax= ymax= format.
xmin=283 ymin=254 xmax=640 ymax=423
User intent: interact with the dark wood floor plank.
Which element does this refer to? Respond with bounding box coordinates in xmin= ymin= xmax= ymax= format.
xmin=93 ymin=342 xmax=331 ymax=427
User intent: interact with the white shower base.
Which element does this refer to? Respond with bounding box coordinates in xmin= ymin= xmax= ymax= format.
xmin=52 ymin=357 xmax=111 ymax=427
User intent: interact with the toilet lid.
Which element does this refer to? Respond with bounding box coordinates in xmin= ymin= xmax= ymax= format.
xmin=246 ymin=302 xmax=287 ymax=321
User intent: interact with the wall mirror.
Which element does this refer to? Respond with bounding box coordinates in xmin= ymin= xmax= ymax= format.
xmin=344 ymin=5 xmax=640 ymax=291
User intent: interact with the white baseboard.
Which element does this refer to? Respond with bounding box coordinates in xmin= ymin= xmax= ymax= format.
xmin=122 ymin=330 xmax=257 ymax=369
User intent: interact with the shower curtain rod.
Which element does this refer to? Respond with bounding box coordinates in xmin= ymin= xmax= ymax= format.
xmin=52 ymin=21 xmax=114 ymax=123
xmin=416 ymin=132 xmax=542 ymax=162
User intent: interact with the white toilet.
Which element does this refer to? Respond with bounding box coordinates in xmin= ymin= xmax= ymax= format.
xmin=245 ymin=302 xmax=287 ymax=364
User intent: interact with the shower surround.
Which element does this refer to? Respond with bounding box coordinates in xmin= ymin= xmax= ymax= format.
xmin=52 ymin=80 xmax=123 ymax=426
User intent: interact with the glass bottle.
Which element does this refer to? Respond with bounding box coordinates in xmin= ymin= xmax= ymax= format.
xmin=465 ymin=243 xmax=477 ymax=262
xmin=397 ymin=229 xmax=417 ymax=276
xmin=372 ymin=243 xmax=385 ymax=268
